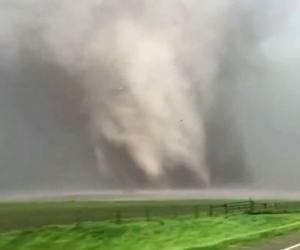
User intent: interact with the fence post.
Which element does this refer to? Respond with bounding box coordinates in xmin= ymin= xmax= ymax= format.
xmin=250 ymin=199 xmax=255 ymax=213
xmin=208 ymin=205 xmax=213 ymax=216
xmin=146 ymin=209 xmax=150 ymax=221
xmin=194 ymin=205 xmax=199 ymax=218
xmin=116 ymin=210 xmax=122 ymax=223
xmin=173 ymin=206 xmax=178 ymax=218
xmin=224 ymin=204 xmax=228 ymax=214
xmin=75 ymin=209 xmax=79 ymax=224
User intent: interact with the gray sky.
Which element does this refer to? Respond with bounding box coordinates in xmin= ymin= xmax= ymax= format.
xmin=233 ymin=1 xmax=300 ymax=189
xmin=0 ymin=0 xmax=300 ymax=196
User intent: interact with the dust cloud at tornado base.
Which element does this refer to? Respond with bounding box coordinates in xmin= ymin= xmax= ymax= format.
xmin=0 ymin=0 xmax=300 ymax=195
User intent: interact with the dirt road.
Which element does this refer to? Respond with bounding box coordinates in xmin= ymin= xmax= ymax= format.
xmin=239 ymin=231 xmax=300 ymax=250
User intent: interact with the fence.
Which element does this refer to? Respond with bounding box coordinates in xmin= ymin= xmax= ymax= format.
xmin=112 ymin=204 xmax=209 ymax=223
xmin=2 ymin=200 xmax=300 ymax=232
xmin=113 ymin=200 xmax=300 ymax=223
xmin=112 ymin=200 xmax=273 ymax=222
xmin=208 ymin=200 xmax=268 ymax=216
xmin=110 ymin=200 xmax=278 ymax=223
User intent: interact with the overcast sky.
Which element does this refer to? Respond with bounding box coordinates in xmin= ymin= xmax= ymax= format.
xmin=0 ymin=0 xmax=300 ymax=196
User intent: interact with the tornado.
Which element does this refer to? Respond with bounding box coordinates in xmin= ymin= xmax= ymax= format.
xmin=6 ymin=0 xmax=300 ymax=194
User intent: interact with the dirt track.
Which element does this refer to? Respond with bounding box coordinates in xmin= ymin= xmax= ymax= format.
xmin=239 ymin=230 xmax=300 ymax=250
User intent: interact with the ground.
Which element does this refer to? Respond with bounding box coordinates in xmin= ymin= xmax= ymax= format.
xmin=237 ymin=230 xmax=300 ymax=249
xmin=1 ymin=200 xmax=300 ymax=250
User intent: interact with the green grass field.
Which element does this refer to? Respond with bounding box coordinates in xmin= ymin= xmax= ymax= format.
xmin=2 ymin=214 xmax=300 ymax=250
xmin=1 ymin=200 xmax=300 ymax=250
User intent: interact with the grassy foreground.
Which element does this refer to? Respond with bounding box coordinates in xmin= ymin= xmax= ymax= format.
xmin=1 ymin=213 xmax=300 ymax=250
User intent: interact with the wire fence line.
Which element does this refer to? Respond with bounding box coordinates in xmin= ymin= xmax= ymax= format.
xmin=111 ymin=200 xmax=300 ymax=223
xmin=2 ymin=200 xmax=300 ymax=231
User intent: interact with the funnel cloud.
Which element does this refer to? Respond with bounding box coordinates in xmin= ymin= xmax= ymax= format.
xmin=0 ymin=0 xmax=300 ymax=195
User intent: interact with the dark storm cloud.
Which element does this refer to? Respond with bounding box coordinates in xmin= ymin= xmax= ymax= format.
xmin=0 ymin=0 xmax=299 ymax=196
